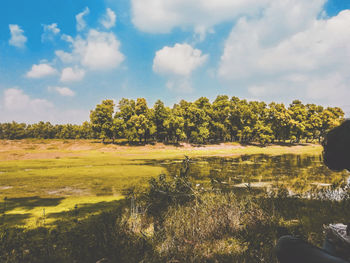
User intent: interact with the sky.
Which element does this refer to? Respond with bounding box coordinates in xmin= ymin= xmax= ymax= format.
xmin=0 ymin=0 xmax=350 ymax=124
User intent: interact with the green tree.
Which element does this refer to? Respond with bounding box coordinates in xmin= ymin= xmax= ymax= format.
xmin=0 ymin=122 xmax=26 ymax=139
xmin=126 ymin=114 xmax=155 ymax=143
xmin=153 ymin=100 xmax=170 ymax=142
xmin=249 ymin=101 xmax=267 ymax=142
xmin=228 ymin=98 xmax=255 ymax=142
xmin=289 ymin=100 xmax=307 ymax=143
xmin=79 ymin=121 xmax=94 ymax=139
xmin=176 ymin=99 xmax=210 ymax=144
xmin=211 ymin=95 xmax=231 ymax=142
xmin=135 ymin=98 xmax=148 ymax=116
xmin=90 ymin=99 xmax=115 ymax=142
xmin=254 ymin=120 xmax=274 ymax=145
xmin=164 ymin=114 xmax=186 ymax=143
xmin=111 ymin=118 xmax=126 ymax=142
xmin=304 ymin=104 xmax=323 ymax=142
xmin=116 ymin=98 xmax=135 ymax=122
xmin=268 ymin=102 xmax=291 ymax=142
xmin=27 ymin=121 xmax=56 ymax=139
xmin=0 ymin=95 xmax=345 ymax=145
xmin=319 ymin=107 xmax=344 ymax=141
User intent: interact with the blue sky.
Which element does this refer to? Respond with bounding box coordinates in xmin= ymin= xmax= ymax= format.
xmin=0 ymin=0 xmax=350 ymax=123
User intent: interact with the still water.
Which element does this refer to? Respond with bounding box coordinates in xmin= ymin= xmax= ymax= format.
xmin=156 ymin=154 xmax=349 ymax=196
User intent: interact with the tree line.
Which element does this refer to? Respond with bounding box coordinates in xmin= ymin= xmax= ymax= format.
xmin=0 ymin=121 xmax=92 ymax=140
xmin=0 ymin=96 xmax=345 ymax=145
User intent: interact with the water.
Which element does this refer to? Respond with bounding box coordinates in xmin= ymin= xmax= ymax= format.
xmin=157 ymin=154 xmax=350 ymax=195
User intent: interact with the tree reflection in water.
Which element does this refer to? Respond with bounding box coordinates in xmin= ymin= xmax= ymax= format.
xmin=160 ymin=154 xmax=348 ymax=194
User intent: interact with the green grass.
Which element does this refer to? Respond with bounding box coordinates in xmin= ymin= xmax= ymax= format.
xmin=2 ymin=195 xmax=124 ymax=227
xmin=0 ymin=140 xmax=323 ymax=227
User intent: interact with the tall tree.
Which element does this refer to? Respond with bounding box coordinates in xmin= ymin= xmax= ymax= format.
xmin=319 ymin=107 xmax=344 ymax=141
xmin=126 ymin=114 xmax=155 ymax=143
xmin=122 ymin=97 xmax=156 ymax=143
xmin=116 ymin=98 xmax=135 ymax=122
xmin=153 ymin=100 xmax=170 ymax=142
xmin=289 ymin=100 xmax=307 ymax=143
xmin=268 ymin=102 xmax=291 ymax=142
xmin=90 ymin=99 xmax=115 ymax=142
xmin=135 ymin=98 xmax=148 ymax=116
xmin=211 ymin=95 xmax=230 ymax=142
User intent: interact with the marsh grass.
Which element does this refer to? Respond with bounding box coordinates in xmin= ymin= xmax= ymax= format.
xmin=144 ymin=187 xmax=350 ymax=262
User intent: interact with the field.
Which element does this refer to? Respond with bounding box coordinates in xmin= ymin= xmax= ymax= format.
xmin=0 ymin=139 xmax=322 ymax=228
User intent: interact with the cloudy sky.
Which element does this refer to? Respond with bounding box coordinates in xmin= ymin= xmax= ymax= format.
xmin=1 ymin=0 xmax=350 ymax=123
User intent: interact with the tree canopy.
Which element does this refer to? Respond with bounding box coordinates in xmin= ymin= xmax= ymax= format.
xmin=0 ymin=96 xmax=345 ymax=145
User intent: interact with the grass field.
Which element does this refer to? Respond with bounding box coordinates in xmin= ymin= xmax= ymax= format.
xmin=0 ymin=139 xmax=322 ymax=227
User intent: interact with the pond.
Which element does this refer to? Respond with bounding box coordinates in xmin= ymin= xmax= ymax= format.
xmin=157 ymin=154 xmax=350 ymax=196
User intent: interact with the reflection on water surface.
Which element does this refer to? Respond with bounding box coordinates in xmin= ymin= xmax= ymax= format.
xmin=157 ymin=154 xmax=349 ymax=196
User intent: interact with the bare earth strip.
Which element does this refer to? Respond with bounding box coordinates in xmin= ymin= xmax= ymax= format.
xmin=0 ymin=139 xmax=321 ymax=161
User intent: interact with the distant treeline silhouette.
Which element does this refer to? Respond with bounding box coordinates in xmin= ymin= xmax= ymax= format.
xmin=0 ymin=96 xmax=344 ymax=144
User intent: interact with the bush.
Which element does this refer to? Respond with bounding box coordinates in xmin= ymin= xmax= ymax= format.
xmin=154 ymin=192 xmax=275 ymax=263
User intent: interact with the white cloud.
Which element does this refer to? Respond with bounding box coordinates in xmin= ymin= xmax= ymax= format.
xmin=153 ymin=43 xmax=207 ymax=93
xmin=3 ymin=88 xmax=53 ymax=112
xmin=55 ymin=50 xmax=74 ymax=63
xmin=219 ymin=3 xmax=344 ymax=80
xmin=1 ymin=88 xmax=87 ymax=124
xmin=47 ymin=9 xmax=124 ymax=79
xmin=245 ymin=72 xmax=350 ymax=112
xmin=81 ymin=30 xmax=124 ymax=70
xmin=153 ymin=43 xmax=207 ymax=76
xmin=166 ymin=79 xmax=193 ymax=93
xmin=131 ymin=0 xmax=273 ymax=36
xmin=216 ymin=1 xmax=350 ymax=113
xmin=76 ymin=7 xmax=90 ymax=31
xmin=4 ymin=88 xmax=30 ymax=111
xmin=61 ymin=34 xmax=74 ymax=43
xmin=42 ymin=23 xmax=60 ymax=42
xmin=60 ymin=67 xmax=85 ymax=82
xmin=9 ymin=24 xmax=27 ymax=48
xmin=303 ymin=74 xmax=350 ymax=115
xmin=48 ymin=86 xmax=75 ymax=97
xmin=26 ymin=63 xmax=57 ymax=78
xmin=100 ymin=8 xmax=117 ymax=29
xmin=58 ymin=30 xmax=124 ymax=71
xmin=248 ymin=85 xmax=268 ymax=97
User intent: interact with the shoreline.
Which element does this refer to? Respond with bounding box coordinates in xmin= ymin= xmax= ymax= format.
xmin=0 ymin=139 xmax=322 ymax=161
